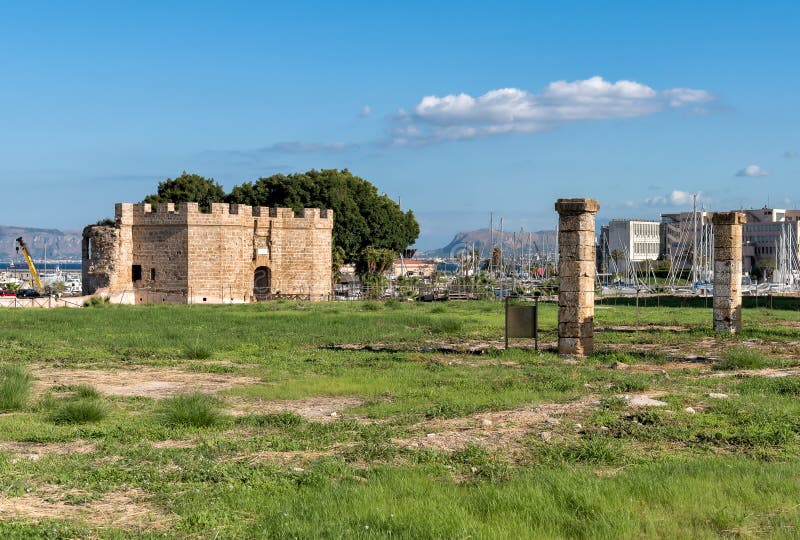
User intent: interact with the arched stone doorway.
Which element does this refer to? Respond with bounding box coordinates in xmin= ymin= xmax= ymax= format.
xmin=253 ymin=266 xmax=271 ymax=301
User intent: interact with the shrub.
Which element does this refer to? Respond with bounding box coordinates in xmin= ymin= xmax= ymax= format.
xmin=536 ymin=436 xmax=622 ymax=465
xmin=236 ymin=412 xmax=304 ymax=428
xmin=182 ymin=343 xmax=213 ymax=360
xmin=429 ymin=317 xmax=463 ymax=335
xmin=451 ymin=444 xmax=489 ymax=466
xmin=159 ymin=393 xmax=222 ymax=427
xmin=72 ymin=384 xmax=101 ymax=399
xmin=713 ymin=347 xmax=768 ymax=371
xmin=0 ymin=365 xmax=33 ymax=412
xmin=84 ymin=296 xmax=110 ymax=307
xmin=738 ymin=376 xmax=800 ymax=396
xmin=50 ymin=399 xmax=107 ymax=424
xmin=361 ymin=302 xmax=382 ymax=312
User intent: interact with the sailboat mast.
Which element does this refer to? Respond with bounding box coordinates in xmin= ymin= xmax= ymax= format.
xmin=499 ymin=218 xmax=504 ymax=276
xmin=489 ymin=211 xmax=494 ymax=277
xmin=691 ymin=194 xmax=698 ymax=284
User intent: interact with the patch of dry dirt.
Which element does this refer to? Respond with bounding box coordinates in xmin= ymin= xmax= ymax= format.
xmin=603 ymin=336 xmax=800 ymax=363
xmin=615 ymin=359 xmax=713 ymax=374
xmin=32 ymin=366 xmax=260 ymax=398
xmin=0 ymin=440 xmax=96 ymax=461
xmin=707 ymin=367 xmax=800 ymax=379
xmin=150 ymin=439 xmax=197 ymax=449
xmin=620 ymin=392 xmax=669 ymax=408
xmin=0 ymin=486 xmax=172 ymax=530
xmin=394 ymin=396 xmax=599 ymax=452
xmin=224 ymin=396 xmax=365 ymax=422
xmin=597 ymin=325 xmax=689 ymax=333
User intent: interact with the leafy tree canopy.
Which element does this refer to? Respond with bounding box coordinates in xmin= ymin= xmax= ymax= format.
xmin=227 ymin=169 xmax=419 ymax=263
xmin=143 ymin=172 xmax=226 ymax=212
xmin=356 ymin=246 xmax=396 ymax=277
xmin=142 ymin=169 xmax=419 ymax=264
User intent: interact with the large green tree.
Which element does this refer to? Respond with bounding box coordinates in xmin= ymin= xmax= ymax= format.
xmin=143 ymin=172 xmax=226 ymax=212
xmin=228 ymin=169 xmax=419 ymax=263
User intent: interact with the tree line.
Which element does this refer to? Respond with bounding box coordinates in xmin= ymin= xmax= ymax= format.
xmin=142 ymin=170 xmax=419 ymax=276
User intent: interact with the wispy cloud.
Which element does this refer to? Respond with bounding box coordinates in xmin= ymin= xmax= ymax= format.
xmin=784 ymin=150 xmax=798 ymax=159
xmin=91 ymin=173 xmax=160 ymax=184
xmin=199 ymin=141 xmax=358 ymax=164
xmin=736 ymin=164 xmax=768 ymax=177
xmin=388 ymin=76 xmax=716 ymax=146
xmin=359 ymin=105 xmax=373 ymax=118
xmin=265 ymin=141 xmax=358 ymax=153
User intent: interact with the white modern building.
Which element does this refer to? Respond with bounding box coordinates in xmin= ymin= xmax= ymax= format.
xmin=600 ymin=219 xmax=660 ymax=273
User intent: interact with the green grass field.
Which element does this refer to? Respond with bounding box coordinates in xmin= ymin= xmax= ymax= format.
xmin=0 ymin=299 xmax=799 ymax=538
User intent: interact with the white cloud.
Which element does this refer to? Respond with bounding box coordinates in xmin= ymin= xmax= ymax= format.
xmin=736 ymin=164 xmax=768 ymax=177
xmin=668 ymin=190 xmax=694 ymax=205
xmin=389 ymin=76 xmax=715 ymax=145
xmin=359 ymin=105 xmax=373 ymax=117
xmin=784 ymin=150 xmax=798 ymax=158
xmin=644 ymin=190 xmax=700 ymax=207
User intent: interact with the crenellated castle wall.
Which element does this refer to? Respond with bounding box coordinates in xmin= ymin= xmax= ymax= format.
xmin=83 ymin=202 xmax=333 ymax=304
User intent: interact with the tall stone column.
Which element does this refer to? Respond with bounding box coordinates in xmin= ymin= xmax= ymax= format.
xmin=555 ymin=198 xmax=600 ymax=356
xmin=712 ymin=212 xmax=746 ymax=333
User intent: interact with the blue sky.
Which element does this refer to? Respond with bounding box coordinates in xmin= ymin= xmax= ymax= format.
xmin=1 ymin=1 xmax=798 ymax=248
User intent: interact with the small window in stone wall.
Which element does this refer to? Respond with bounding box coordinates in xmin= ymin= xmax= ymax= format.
xmin=132 ymin=265 xmax=142 ymax=281
xmin=150 ymin=268 xmax=156 ymax=281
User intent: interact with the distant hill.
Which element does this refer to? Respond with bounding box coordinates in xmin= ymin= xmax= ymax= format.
xmin=0 ymin=226 xmax=82 ymax=262
xmin=423 ymin=228 xmax=558 ymax=258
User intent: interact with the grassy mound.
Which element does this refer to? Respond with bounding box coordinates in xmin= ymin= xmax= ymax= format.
xmin=713 ymin=346 xmax=769 ymax=370
xmin=50 ymin=399 xmax=107 ymax=424
xmin=0 ymin=365 xmax=33 ymax=412
xmin=159 ymin=392 xmax=223 ymax=427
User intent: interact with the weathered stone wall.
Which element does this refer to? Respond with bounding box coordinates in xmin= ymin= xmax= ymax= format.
xmin=82 ymin=202 xmax=333 ymax=304
xmin=81 ymin=225 xmax=119 ymax=294
xmin=712 ymin=212 xmax=745 ymax=333
xmin=268 ymin=208 xmax=333 ymax=301
xmin=556 ymin=198 xmax=600 ymax=356
xmin=184 ymin=203 xmax=253 ymax=304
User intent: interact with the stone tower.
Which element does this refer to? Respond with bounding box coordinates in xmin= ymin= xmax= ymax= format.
xmin=83 ymin=202 xmax=333 ymax=304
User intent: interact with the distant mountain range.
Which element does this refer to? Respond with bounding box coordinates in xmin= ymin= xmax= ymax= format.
xmin=0 ymin=226 xmax=82 ymax=262
xmin=1 ymin=224 xmax=558 ymax=263
xmin=423 ymin=228 xmax=558 ymax=258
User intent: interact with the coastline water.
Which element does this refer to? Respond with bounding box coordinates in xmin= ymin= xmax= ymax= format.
xmin=1 ymin=262 xmax=82 ymax=271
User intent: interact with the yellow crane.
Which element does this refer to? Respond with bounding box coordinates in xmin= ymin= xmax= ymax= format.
xmin=15 ymin=237 xmax=44 ymax=292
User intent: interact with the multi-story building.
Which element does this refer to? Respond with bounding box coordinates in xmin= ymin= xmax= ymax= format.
xmin=741 ymin=207 xmax=800 ymax=276
xmin=660 ymin=211 xmax=712 ymax=274
xmin=599 ymin=219 xmax=660 ymax=273
xmin=661 ymin=207 xmax=800 ymax=278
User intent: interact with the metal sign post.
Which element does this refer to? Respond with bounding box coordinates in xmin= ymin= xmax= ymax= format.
xmin=504 ymin=295 xmax=539 ymax=350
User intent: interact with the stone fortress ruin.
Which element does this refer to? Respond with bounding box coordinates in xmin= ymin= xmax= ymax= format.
xmin=82 ymin=202 xmax=333 ymax=304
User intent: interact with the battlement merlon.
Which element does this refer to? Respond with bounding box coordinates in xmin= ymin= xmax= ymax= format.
xmin=113 ymin=202 xmax=333 ymax=226
xmin=115 ymin=203 xmax=134 ymax=225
